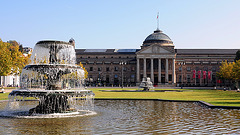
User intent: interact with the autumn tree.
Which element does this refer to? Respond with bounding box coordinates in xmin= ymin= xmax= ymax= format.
xmin=0 ymin=39 xmax=12 ymax=76
xmin=0 ymin=39 xmax=30 ymax=76
xmin=217 ymin=60 xmax=234 ymax=80
xmin=232 ymin=60 xmax=240 ymax=89
xmin=79 ymin=62 xmax=88 ymax=79
xmin=217 ymin=59 xmax=240 ymax=89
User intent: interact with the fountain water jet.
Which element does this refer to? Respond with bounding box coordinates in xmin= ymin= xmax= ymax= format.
xmin=8 ymin=40 xmax=95 ymax=116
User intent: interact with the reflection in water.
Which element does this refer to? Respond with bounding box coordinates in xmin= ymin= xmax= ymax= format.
xmin=1 ymin=100 xmax=240 ymax=134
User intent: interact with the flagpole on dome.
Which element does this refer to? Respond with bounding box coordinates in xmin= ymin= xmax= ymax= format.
xmin=157 ymin=12 xmax=159 ymax=30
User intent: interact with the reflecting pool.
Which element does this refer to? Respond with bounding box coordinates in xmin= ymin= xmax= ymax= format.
xmin=0 ymin=100 xmax=240 ymax=134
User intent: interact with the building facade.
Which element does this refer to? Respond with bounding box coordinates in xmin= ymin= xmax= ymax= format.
xmin=0 ymin=75 xmax=20 ymax=87
xmin=76 ymin=29 xmax=238 ymax=87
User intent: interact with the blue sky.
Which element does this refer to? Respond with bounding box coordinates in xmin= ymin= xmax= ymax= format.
xmin=1 ymin=0 xmax=240 ymax=49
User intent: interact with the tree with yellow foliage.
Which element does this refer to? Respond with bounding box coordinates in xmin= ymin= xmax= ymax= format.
xmin=78 ymin=62 xmax=88 ymax=79
xmin=232 ymin=60 xmax=240 ymax=89
xmin=217 ymin=60 xmax=234 ymax=80
xmin=0 ymin=39 xmax=12 ymax=76
xmin=0 ymin=39 xmax=30 ymax=76
xmin=217 ymin=60 xmax=240 ymax=89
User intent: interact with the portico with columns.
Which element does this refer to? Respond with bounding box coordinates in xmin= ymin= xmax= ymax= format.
xmin=136 ymin=29 xmax=176 ymax=86
xmin=136 ymin=45 xmax=176 ymax=85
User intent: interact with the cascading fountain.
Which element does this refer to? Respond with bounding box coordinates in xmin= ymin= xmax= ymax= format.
xmin=8 ymin=39 xmax=95 ymax=116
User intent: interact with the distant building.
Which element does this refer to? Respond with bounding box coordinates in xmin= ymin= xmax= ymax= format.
xmin=23 ymin=47 xmax=32 ymax=56
xmin=0 ymin=76 xmax=20 ymax=87
xmin=76 ymin=29 xmax=239 ymax=87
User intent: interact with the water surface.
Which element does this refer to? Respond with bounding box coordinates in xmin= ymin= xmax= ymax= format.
xmin=0 ymin=100 xmax=240 ymax=134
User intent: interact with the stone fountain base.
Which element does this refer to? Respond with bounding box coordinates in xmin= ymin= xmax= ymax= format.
xmin=9 ymin=89 xmax=95 ymax=115
xmin=29 ymin=94 xmax=69 ymax=114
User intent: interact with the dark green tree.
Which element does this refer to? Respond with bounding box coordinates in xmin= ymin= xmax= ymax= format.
xmin=234 ymin=50 xmax=240 ymax=62
xmin=19 ymin=44 xmax=23 ymax=53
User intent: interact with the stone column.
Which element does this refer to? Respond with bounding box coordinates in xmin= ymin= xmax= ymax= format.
xmin=143 ymin=58 xmax=146 ymax=78
xmin=158 ymin=58 xmax=161 ymax=84
xmin=172 ymin=58 xmax=175 ymax=84
xmin=151 ymin=58 xmax=154 ymax=83
xmin=136 ymin=58 xmax=140 ymax=83
xmin=165 ymin=58 xmax=168 ymax=84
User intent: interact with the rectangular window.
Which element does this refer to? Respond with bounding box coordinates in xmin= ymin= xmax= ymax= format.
xmin=187 ymin=67 xmax=191 ymax=71
xmin=114 ymin=67 xmax=118 ymax=71
xmin=187 ymin=75 xmax=191 ymax=83
xmin=168 ymin=62 xmax=172 ymax=70
xmin=169 ymin=74 xmax=172 ymax=81
xmin=98 ymin=67 xmax=102 ymax=71
xmin=131 ymin=67 xmax=135 ymax=71
xmin=106 ymin=67 xmax=110 ymax=71
xmin=90 ymin=67 xmax=93 ymax=71
xmin=179 ymin=67 xmax=182 ymax=71
xmin=131 ymin=75 xmax=135 ymax=82
xmin=179 ymin=75 xmax=182 ymax=83
xmin=212 ymin=67 xmax=216 ymax=72
xmin=106 ymin=75 xmax=110 ymax=83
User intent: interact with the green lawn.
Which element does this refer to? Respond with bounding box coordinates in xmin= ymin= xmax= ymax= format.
xmin=1 ymin=88 xmax=240 ymax=107
xmin=0 ymin=92 xmax=9 ymax=100
xmin=89 ymin=88 xmax=240 ymax=106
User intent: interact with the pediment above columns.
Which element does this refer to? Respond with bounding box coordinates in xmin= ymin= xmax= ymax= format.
xmin=136 ymin=44 xmax=175 ymax=54
xmin=136 ymin=44 xmax=176 ymax=59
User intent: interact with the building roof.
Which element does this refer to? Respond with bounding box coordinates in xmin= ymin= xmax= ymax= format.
xmin=76 ymin=48 xmax=239 ymax=55
xmin=75 ymin=49 xmax=140 ymax=55
xmin=176 ymin=49 xmax=239 ymax=55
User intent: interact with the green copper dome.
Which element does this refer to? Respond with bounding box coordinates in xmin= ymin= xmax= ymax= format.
xmin=143 ymin=29 xmax=173 ymax=46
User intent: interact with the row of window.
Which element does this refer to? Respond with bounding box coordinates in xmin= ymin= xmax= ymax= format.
xmin=178 ymin=66 xmax=217 ymax=72
xmin=89 ymin=74 xmax=135 ymax=79
xmin=89 ymin=66 xmax=135 ymax=72
xmin=81 ymin=61 xmax=136 ymax=64
xmin=79 ymin=56 xmax=136 ymax=59
xmin=178 ymin=74 xmax=216 ymax=83
xmin=178 ymin=61 xmax=222 ymax=65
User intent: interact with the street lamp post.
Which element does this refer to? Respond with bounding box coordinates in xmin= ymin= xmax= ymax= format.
xmin=178 ymin=62 xmax=185 ymax=89
xmin=98 ymin=72 xmax=101 ymax=87
xmin=120 ymin=61 xmax=127 ymax=88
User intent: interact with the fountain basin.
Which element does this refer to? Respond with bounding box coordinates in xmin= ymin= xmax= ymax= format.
xmin=9 ymin=89 xmax=95 ymax=114
xmin=7 ymin=39 xmax=94 ymax=115
xmin=9 ymin=89 xmax=94 ymax=97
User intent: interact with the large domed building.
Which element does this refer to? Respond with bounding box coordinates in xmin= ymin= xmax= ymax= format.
xmin=136 ymin=29 xmax=176 ymax=85
xmin=76 ymin=28 xmax=238 ymax=87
